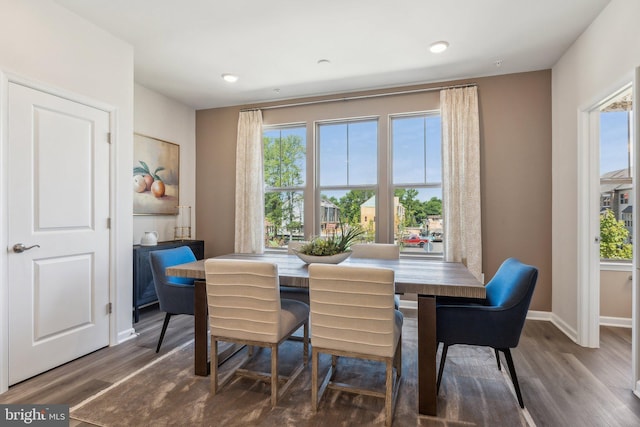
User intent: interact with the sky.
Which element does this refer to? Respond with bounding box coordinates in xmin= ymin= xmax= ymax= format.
xmin=317 ymin=115 xmax=442 ymax=203
xmin=600 ymin=111 xmax=632 ymax=175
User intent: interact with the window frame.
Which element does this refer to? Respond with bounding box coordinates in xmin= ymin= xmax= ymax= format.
xmin=263 ymin=123 xmax=308 ymax=248
xmin=262 ymin=109 xmax=444 ymax=259
xmin=315 ymin=116 xmax=380 ymax=238
xmin=389 ymin=110 xmax=443 ymax=257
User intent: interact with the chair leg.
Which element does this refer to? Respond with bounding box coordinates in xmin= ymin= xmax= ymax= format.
xmin=394 ymin=335 xmax=402 ymax=378
xmin=502 ymin=348 xmax=525 ymax=409
xmin=436 ymin=343 xmax=448 ymax=393
xmin=385 ymin=358 xmax=393 ymax=427
xmin=311 ymin=347 xmax=319 ymax=412
xmin=303 ymin=321 xmax=309 ymax=365
xmin=210 ymin=338 xmax=219 ymax=395
xmin=495 ymin=348 xmax=502 ymax=370
xmin=271 ymin=344 xmax=279 ymax=407
xmin=155 ymin=313 xmax=172 ymax=353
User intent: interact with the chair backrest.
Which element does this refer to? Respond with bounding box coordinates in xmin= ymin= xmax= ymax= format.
xmin=308 ymin=264 xmax=397 ymax=358
xmin=350 ymin=243 xmax=400 ymax=260
xmin=149 ymin=246 xmax=197 ymax=312
xmin=287 ymin=241 xmax=308 ymax=254
xmin=485 ymin=258 xmax=538 ymax=309
xmin=204 ymin=259 xmax=281 ymax=343
xmin=436 ymin=258 xmax=538 ymax=349
xmin=485 ymin=257 xmax=538 ymax=348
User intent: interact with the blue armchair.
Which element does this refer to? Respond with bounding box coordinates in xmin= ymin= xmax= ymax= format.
xmin=149 ymin=246 xmax=196 ymax=353
xmin=436 ymin=257 xmax=538 ymax=408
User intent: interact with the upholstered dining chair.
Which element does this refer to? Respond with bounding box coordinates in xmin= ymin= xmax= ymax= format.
xmin=308 ymin=264 xmax=402 ymax=427
xmin=351 ymin=243 xmax=401 ymax=309
xmin=148 ymin=246 xmax=197 ymax=353
xmin=279 ymin=241 xmax=310 ymax=304
xmin=350 ymin=243 xmax=400 ymax=259
xmin=204 ymin=258 xmax=309 ymax=407
xmin=435 ymin=257 xmax=538 ymax=408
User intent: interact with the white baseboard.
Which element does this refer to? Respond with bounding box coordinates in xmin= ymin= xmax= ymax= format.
xmin=550 ymin=313 xmax=579 ymax=343
xmin=526 ymin=310 xmax=552 ymax=321
xmin=600 ymin=316 xmax=632 ymax=328
xmin=117 ymin=328 xmax=138 ymax=344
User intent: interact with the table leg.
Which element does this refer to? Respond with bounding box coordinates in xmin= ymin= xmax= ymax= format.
xmin=418 ymin=295 xmax=437 ymax=415
xmin=194 ymin=280 xmax=208 ymax=376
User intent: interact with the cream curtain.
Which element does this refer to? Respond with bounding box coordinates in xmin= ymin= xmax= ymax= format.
xmin=441 ymin=87 xmax=482 ymax=281
xmin=234 ymin=110 xmax=264 ymax=254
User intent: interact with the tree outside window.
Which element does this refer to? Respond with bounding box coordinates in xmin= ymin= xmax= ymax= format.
xmin=263 ymin=126 xmax=305 ymax=248
xmin=600 ymin=209 xmax=632 ymax=259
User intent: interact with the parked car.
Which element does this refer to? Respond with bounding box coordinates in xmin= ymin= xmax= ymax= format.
xmin=430 ymin=232 xmax=443 ymax=242
xmin=402 ymin=233 xmax=429 ymax=247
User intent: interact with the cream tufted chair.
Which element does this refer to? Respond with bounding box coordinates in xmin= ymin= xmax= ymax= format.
xmin=350 ymin=243 xmax=400 ymax=260
xmin=204 ymin=259 xmax=309 ymax=407
xmin=308 ymin=264 xmax=402 ymax=426
xmin=279 ymin=241 xmax=310 ymax=304
xmin=350 ymin=243 xmax=401 ymax=309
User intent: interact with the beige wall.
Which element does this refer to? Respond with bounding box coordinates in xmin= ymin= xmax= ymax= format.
xmin=552 ymin=0 xmax=640 ymax=337
xmin=196 ymin=70 xmax=552 ymax=311
xmin=600 ymin=269 xmax=632 ymax=320
xmin=134 ymin=84 xmax=196 ymax=244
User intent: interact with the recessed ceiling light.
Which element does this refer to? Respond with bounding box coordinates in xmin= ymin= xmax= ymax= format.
xmin=429 ymin=41 xmax=449 ymax=54
xmin=221 ymin=73 xmax=238 ymax=83
xmin=317 ymin=59 xmax=331 ymax=65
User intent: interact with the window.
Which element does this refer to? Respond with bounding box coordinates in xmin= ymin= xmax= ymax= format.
xmin=318 ymin=119 xmax=377 ymax=241
xmin=620 ymin=192 xmax=629 ymax=204
xmin=391 ymin=113 xmax=443 ymax=254
xmin=599 ymin=95 xmax=633 ymax=260
xmin=262 ymin=111 xmax=444 ymax=257
xmin=263 ymin=126 xmax=306 ymax=248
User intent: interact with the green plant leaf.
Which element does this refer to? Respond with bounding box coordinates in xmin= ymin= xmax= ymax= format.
xmin=152 ymin=166 xmax=166 ymax=182
xmin=133 ymin=166 xmax=147 ymax=175
xmin=138 ymin=161 xmax=151 ymax=173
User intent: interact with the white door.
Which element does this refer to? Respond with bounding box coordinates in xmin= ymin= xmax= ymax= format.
xmin=7 ymin=82 xmax=110 ymax=385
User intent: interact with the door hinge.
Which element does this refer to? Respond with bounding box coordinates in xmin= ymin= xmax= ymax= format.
xmin=108 ymin=302 xmax=112 ymax=314
xmin=107 ymin=218 xmax=111 ymax=229
xmin=106 ymin=132 xmax=111 ymax=144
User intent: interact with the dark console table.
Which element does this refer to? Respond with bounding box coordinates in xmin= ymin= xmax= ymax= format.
xmin=132 ymin=239 xmax=204 ymax=322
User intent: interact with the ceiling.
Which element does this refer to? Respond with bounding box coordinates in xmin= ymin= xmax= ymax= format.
xmin=54 ymin=0 xmax=610 ymax=110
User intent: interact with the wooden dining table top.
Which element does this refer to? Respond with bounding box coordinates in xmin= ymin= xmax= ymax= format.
xmin=166 ymin=252 xmax=485 ymax=299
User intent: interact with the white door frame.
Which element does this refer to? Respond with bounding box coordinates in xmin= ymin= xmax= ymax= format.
xmin=633 ymin=65 xmax=640 ymax=398
xmin=577 ymin=69 xmax=639 ymax=396
xmin=0 ymin=71 xmax=117 ymax=393
xmin=577 ymin=104 xmax=602 ymax=348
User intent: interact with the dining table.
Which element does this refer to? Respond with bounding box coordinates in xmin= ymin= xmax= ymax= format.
xmin=166 ymin=252 xmax=484 ymax=417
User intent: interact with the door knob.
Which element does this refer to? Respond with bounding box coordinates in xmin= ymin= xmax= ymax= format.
xmin=12 ymin=243 xmax=40 ymax=253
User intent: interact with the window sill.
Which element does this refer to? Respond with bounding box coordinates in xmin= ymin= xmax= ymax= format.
xmin=600 ymin=261 xmax=632 ymax=272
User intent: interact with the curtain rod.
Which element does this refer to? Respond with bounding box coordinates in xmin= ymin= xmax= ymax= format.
xmin=240 ymin=82 xmax=477 ymax=112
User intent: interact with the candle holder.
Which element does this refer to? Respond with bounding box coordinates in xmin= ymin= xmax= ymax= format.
xmin=174 ymin=205 xmax=191 ymax=240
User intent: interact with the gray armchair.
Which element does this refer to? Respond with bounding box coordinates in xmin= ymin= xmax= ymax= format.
xmin=149 ymin=246 xmax=196 ymax=353
xmin=436 ymin=257 xmax=538 ymax=408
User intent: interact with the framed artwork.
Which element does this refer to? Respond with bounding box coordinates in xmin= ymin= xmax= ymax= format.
xmin=133 ymin=133 xmax=179 ymax=215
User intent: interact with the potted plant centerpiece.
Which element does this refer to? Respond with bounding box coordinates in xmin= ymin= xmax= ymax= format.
xmin=294 ymin=224 xmax=365 ymax=264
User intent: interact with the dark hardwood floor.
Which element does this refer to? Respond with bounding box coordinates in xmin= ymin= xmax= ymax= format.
xmin=1 ymin=306 xmax=640 ymax=426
